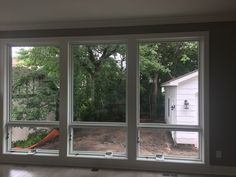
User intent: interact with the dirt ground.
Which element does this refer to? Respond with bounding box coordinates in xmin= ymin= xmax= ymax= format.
xmin=40 ymin=128 xmax=198 ymax=157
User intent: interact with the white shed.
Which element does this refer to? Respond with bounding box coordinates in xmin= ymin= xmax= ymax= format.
xmin=161 ymin=70 xmax=198 ymax=148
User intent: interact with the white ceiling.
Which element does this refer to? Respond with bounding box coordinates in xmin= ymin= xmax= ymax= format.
xmin=1 ymin=0 xmax=236 ymax=30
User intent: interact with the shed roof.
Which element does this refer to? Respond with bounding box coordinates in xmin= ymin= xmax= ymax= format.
xmin=161 ymin=70 xmax=198 ymax=87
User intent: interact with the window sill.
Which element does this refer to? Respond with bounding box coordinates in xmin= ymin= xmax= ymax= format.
xmin=137 ymin=157 xmax=204 ymax=164
xmin=68 ymin=153 xmax=127 ymax=160
xmin=4 ymin=151 xmax=59 ymax=157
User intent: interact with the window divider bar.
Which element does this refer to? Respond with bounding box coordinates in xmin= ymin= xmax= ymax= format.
xmin=58 ymin=41 xmax=70 ymax=158
xmin=138 ymin=123 xmax=201 ymax=131
xmin=6 ymin=121 xmax=59 ymax=127
xmin=69 ymin=122 xmax=126 ymax=128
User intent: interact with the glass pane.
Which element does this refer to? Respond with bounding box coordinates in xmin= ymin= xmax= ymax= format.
xmin=10 ymin=46 xmax=60 ymax=121
xmin=138 ymin=128 xmax=199 ymax=159
xmin=72 ymin=43 xmax=126 ymax=122
xmin=9 ymin=126 xmax=59 ymax=151
xmin=139 ymin=41 xmax=199 ymax=125
xmin=72 ymin=127 xmax=126 ymax=156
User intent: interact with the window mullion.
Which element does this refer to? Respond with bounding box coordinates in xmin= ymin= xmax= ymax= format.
xmin=0 ymin=43 xmax=9 ymax=154
xmin=127 ymin=37 xmax=138 ymax=161
xmin=59 ymin=41 xmax=69 ymax=158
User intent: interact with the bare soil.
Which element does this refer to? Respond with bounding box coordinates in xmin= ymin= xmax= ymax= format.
xmin=40 ymin=128 xmax=198 ymax=157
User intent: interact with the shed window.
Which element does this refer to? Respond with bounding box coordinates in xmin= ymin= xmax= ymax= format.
xmin=168 ymin=98 xmax=170 ymax=117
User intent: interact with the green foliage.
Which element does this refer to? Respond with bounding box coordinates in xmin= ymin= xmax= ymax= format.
xmin=13 ymin=128 xmax=48 ymax=148
xmin=73 ymin=44 xmax=126 ymax=122
xmin=139 ymin=41 xmax=198 ymax=120
xmin=12 ymin=41 xmax=198 ymax=123
xmin=12 ymin=47 xmax=60 ymax=121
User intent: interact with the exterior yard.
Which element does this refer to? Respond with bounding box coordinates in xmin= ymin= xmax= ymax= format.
xmin=37 ymin=128 xmax=198 ymax=158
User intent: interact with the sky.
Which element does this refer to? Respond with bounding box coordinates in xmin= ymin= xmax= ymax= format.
xmin=11 ymin=47 xmax=32 ymax=58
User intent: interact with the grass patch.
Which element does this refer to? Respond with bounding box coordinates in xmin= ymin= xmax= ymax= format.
xmin=13 ymin=129 xmax=48 ymax=148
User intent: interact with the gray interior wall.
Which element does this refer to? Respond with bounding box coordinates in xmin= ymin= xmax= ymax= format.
xmin=1 ymin=21 xmax=236 ymax=167
xmin=209 ymin=23 xmax=236 ymax=166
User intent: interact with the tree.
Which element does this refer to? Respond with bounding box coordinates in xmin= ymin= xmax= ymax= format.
xmin=139 ymin=41 xmax=198 ymax=121
xmin=12 ymin=44 xmax=127 ymax=122
xmin=12 ymin=41 xmax=198 ymax=123
xmin=72 ymin=44 xmax=126 ymax=122
xmin=12 ymin=47 xmax=60 ymax=121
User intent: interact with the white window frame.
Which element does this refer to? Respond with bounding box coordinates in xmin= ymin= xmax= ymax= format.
xmin=0 ymin=38 xmax=64 ymax=155
xmin=136 ymin=35 xmax=206 ymax=162
xmin=0 ymin=32 xmax=209 ymax=171
xmin=68 ymin=40 xmax=128 ymax=159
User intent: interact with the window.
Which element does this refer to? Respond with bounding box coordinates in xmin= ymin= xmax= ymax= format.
xmin=5 ymin=45 xmax=60 ymax=154
xmin=69 ymin=42 xmax=127 ymax=158
xmin=9 ymin=126 xmax=59 ymax=153
xmin=0 ymin=32 xmax=208 ymax=167
xmin=138 ymin=128 xmax=199 ymax=159
xmin=138 ymin=39 xmax=202 ymax=161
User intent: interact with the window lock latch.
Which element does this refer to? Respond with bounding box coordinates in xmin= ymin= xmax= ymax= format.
xmin=69 ymin=134 xmax=72 ymax=141
xmin=6 ymin=133 xmax=9 ymax=140
xmin=137 ymin=137 xmax=140 ymax=144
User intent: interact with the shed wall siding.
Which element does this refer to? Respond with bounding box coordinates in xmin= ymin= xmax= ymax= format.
xmin=164 ymin=74 xmax=199 ymax=148
xmin=164 ymin=86 xmax=177 ymax=124
xmin=176 ymin=76 xmax=198 ymax=125
xmin=175 ymin=76 xmax=198 ymax=147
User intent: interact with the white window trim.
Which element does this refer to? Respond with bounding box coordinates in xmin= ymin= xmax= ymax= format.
xmin=134 ymin=33 xmax=208 ymax=164
xmin=0 ymin=38 xmax=64 ymax=155
xmin=68 ymin=40 xmax=129 ymax=158
xmin=0 ymin=32 xmax=210 ymax=174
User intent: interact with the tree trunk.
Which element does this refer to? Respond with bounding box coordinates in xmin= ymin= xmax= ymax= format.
xmin=55 ymin=93 xmax=59 ymax=121
xmin=90 ymin=75 xmax=95 ymax=101
xmin=150 ymin=74 xmax=159 ymax=121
